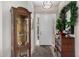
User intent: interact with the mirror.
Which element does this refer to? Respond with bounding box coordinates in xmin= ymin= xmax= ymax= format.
xmin=65 ymin=10 xmax=71 ymax=34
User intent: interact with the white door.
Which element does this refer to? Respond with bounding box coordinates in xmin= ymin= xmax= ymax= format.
xmin=39 ymin=14 xmax=56 ymax=45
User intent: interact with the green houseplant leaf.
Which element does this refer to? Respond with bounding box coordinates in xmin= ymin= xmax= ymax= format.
xmin=56 ymin=18 xmax=63 ymax=32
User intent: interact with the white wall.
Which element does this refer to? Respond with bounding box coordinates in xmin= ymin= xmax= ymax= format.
xmin=0 ymin=2 xmax=2 ymax=57
xmin=2 ymin=1 xmax=35 ymax=57
xmin=58 ymin=1 xmax=70 ymax=14
xmin=27 ymin=1 xmax=35 ymax=55
xmin=75 ymin=1 xmax=79 ymax=57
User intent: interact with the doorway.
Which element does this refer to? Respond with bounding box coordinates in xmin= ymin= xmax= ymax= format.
xmin=35 ymin=14 xmax=56 ymax=46
xmin=32 ymin=13 xmax=56 ymax=56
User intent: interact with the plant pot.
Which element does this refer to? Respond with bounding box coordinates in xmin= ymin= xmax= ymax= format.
xmin=60 ymin=31 xmax=66 ymax=37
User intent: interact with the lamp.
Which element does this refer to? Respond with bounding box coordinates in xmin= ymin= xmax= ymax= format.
xmin=43 ymin=1 xmax=52 ymax=9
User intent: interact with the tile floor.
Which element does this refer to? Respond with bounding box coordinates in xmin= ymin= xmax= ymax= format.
xmin=32 ymin=45 xmax=53 ymax=57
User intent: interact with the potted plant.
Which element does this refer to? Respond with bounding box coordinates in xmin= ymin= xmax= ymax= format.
xmin=56 ymin=18 xmax=65 ymax=36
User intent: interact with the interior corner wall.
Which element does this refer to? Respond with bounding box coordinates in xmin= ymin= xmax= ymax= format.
xmin=0 ymin=2 xmax=2 ymax=57
xmin=2 ymin=1 xmax=35 ymax=57
xmin=75 ymin=1 xmax=79 ymax=57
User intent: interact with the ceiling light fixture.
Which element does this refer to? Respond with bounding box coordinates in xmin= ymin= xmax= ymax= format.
xmin=43 ymin=1 xmax=52 ymax=9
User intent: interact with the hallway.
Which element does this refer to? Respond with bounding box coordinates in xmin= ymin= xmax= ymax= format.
xmin=1 ymin=1 xmax=79 ymax=57
xmin=32 ymin=45 xmax=53 ymax=57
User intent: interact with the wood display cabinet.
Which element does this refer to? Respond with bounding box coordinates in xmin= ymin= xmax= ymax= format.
xmin=11 ymin=7 xmax=31 ymax=57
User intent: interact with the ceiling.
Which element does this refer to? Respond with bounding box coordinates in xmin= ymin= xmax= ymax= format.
xmin=33 ymin=1 xmax=60 ymax=14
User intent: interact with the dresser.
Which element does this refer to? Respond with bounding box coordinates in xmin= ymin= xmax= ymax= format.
xmin=55 ymin=35 xmax=75 ymax=57
xmin=61 ymin=36 xmax=75 ymax=57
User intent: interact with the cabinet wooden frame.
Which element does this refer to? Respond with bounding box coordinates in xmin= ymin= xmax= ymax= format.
xmin=11 ymin=7 xmax=31 ymax=57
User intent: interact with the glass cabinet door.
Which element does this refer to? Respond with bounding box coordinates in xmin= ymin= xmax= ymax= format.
xmin=16 ymin=15 xmax=27 ymax=46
